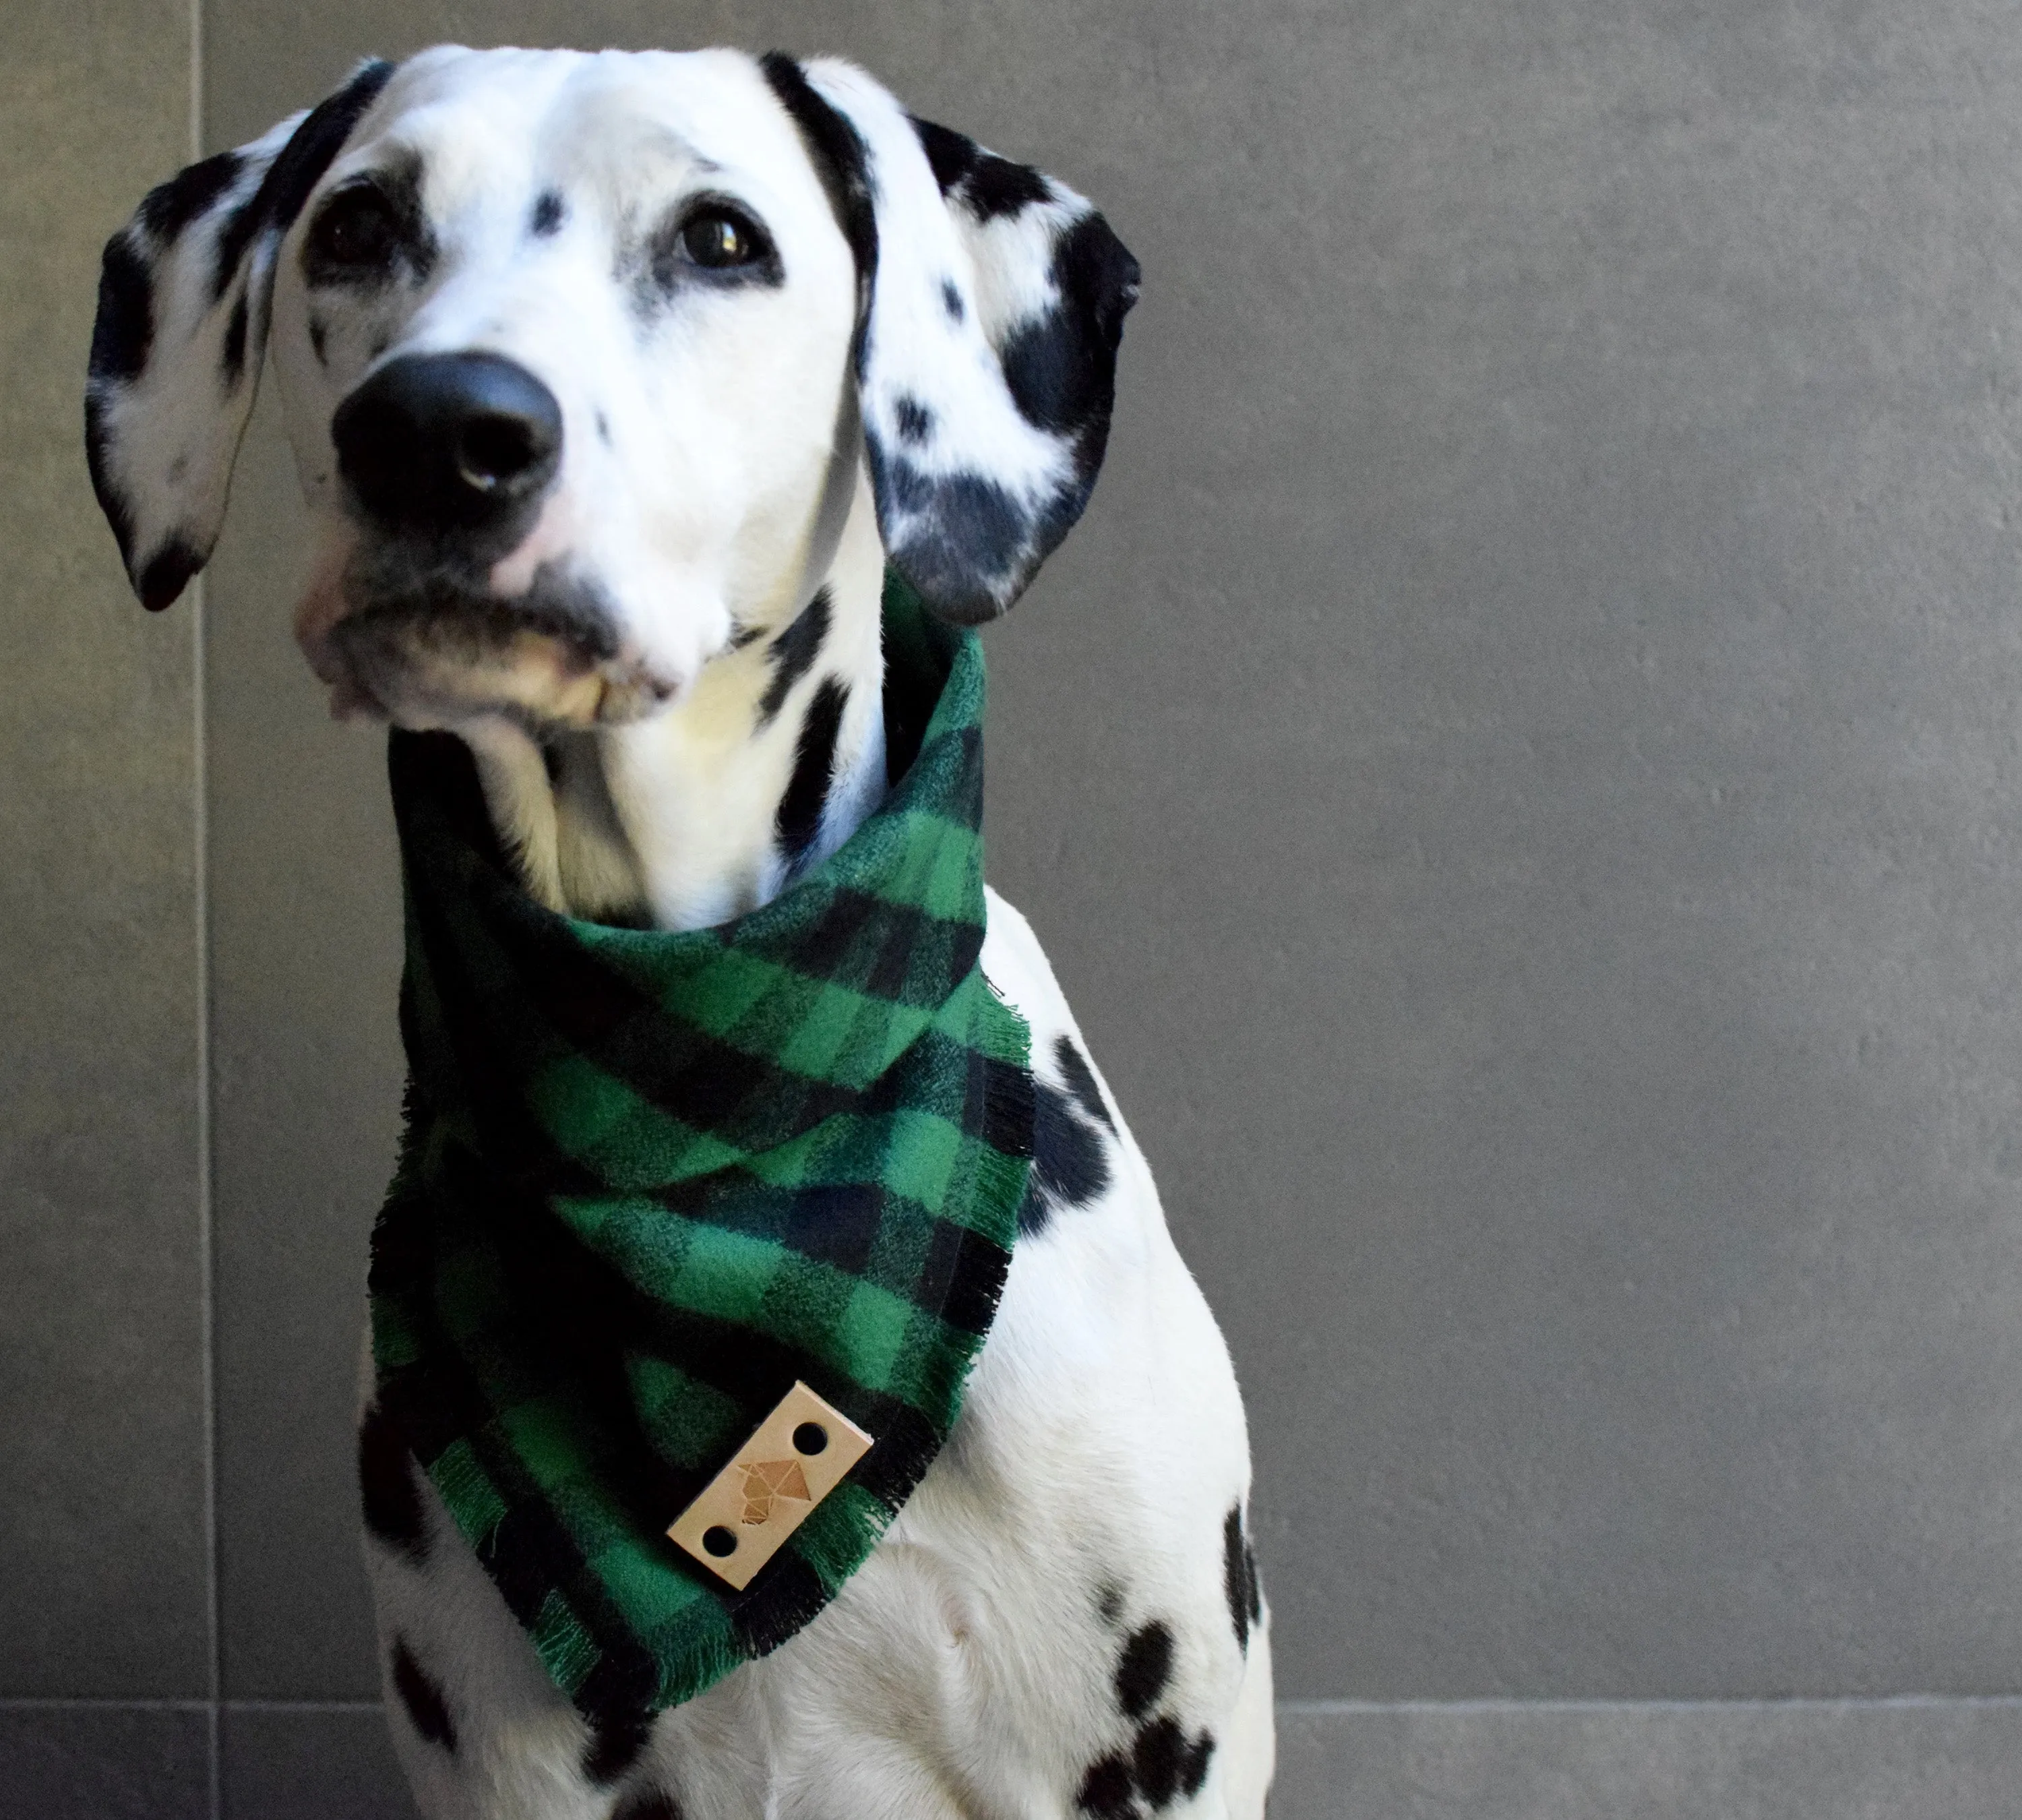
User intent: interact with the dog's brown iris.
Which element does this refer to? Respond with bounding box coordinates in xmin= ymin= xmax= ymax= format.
xmin=679 ymin=207 xmax=763 ymax=268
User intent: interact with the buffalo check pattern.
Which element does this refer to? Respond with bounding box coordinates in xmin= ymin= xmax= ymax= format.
xmin=367 ymin=572 xmax=1033 ymax=1722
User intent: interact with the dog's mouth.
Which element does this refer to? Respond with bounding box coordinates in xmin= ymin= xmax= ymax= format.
xmin=304 ymin=543 xmax=678 ymax=733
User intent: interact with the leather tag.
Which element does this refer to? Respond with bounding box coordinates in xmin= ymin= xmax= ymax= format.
xmin=667 ymin=1382 xmax=874 ymax=1591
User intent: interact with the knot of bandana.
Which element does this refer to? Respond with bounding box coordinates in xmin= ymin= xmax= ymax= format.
xmin=367 ymin=572 xmax=1033 ymax=1722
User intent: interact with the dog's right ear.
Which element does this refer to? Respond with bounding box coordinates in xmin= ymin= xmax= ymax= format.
xmin=85 ymin=59 xmax=394 ymax=611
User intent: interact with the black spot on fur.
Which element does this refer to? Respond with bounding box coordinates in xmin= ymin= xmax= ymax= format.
xmin=583 ymin=1709 xmax=654 ymax=1786
xmin=1021 ymin=1077 xmax=1113 ymax=1235
xmin=138 ymin=539 xmax=202 ymax=613
xmin=758 ymin=586 xmax=830 ymax=725
xmin=1132 ymin=1717 xmax=1188 ymax=1809
xmin=309 ymin=312 xmax=330 ymax=365
xmin=1053 ymin=1033 xmax=1116 ymax=1134
xmin=357 ymin=1400 xmax=426 ymax=1560
xmin=760 ymin=54 xmax=878 ymax=334
xmin=894 ymin=394 xmax=934 ymax=446
xmin=82 ymin=394 xmax=132 ymax=565
xmin=89 ymin=233 xmax=154 ymax=386
xmin=613 ymin=1794 xmax=684 ymax=1820
xmin=1081 ymin=1715 xmax=1215 ymax=1817
xmin=867 ymin=442 xmax=1034 ymax=625
xmin=220 ymin=291 xmax=249 ymax=384
xmin=1001 ymin=214 xmax=1140 ymax=446
xmin=999 ymin=310 xmax=1080 ymax=439
xmin=1097 ymin=1581 xmax=1125 ymax=1627
xmin=776 ymin=677 xmax=847 ymax=863
xmin=137 ymin=148 xmax=245 ymax=243
xmin=1225 ymin=1509 xmax=1250 ymax=1648
xmin=942 ymin=278 xmax=964 ymax=322
xmin=1115 ymin=1622 xmax=1173 ymax=1721
xmin=910 ymin=116 xmax=979 ymax=195
xmin=909 ymin=117 xmax=1052 ymax=222
xmin=1077 ymin=1753 xmax=1138 ymax=1820
xmin=210 ymin=195 xmax=265 ymax=305
xmin=530 ymin=189 xmax=565 ymax=236
xmin=963 ymin=153 xmax=1054 ymax=222
xmin=84 ymin=226 xmax=152 ymax=578
xmin=596 ymin=411 xmax=613 ymax=446
xmin=391 ymin=1638 xmax=456 ymax=1750
xmin=1224 ymin=1505 xmax=1260 ymax=1651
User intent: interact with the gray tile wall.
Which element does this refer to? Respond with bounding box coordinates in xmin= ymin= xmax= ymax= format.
xmin=1 ymin=0 xmax=208 ymax=1709
xmin=16 ymin=0 xmax=2022 ymax=1813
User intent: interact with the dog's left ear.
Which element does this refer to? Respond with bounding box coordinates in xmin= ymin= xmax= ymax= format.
xmin=85 ymin=59 xmax=394 ymax=611
xmin=762 ymin=56 xmax=1141 ymax=625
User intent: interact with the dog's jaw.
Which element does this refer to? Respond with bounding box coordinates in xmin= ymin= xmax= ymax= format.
xmin=458 ymin=464 xmax=890 ymax=930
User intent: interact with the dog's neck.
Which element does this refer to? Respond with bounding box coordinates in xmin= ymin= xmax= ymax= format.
xmin=459 ymin=469 xmax=890 ymax=932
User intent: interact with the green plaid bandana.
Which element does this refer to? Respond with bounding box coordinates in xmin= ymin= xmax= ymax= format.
xmin=367 ymin=572 xmax=1033 ymax=1724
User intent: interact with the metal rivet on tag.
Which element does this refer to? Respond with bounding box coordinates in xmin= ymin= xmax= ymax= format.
xmin=667 ymin=1381 xmax=874 ymax=1591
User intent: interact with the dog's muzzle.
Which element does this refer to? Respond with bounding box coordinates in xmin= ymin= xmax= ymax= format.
xmin=309 ymin=351 xmax=670 ymax=729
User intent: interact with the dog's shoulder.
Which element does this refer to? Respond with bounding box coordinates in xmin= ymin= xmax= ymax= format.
xmin=980 ymin=884 xmax=1139 ymax=1240
xmin=979 ymin=884 xmax=1070 ymax=1041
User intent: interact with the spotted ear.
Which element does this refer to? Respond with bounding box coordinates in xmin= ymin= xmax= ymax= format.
xmin=85 ymin=59 xmax=394 ymax=611
xmin=764 ymin=56 xmax=1140 ymax=625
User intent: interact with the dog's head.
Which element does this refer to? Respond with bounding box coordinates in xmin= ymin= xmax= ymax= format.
xmin=84 ymin=47 xmax=1138 ymax=731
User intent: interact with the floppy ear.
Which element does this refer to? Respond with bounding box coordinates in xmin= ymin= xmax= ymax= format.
xmin=85 ymin=59 xmax=394 ymax=611
xmin=762 ymin=55 xmax=1140 ymax=625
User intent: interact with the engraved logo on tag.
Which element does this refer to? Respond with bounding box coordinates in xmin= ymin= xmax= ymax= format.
xmin=667 ymin=1382 xmax=875 ymax=1590
xmin=741 ymin=1458 xmax=811 ymax=1523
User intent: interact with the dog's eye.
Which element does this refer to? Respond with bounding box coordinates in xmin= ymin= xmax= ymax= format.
xmin=644 ymin=199 xmax=779 ymax=297
xmin=307 ymin=187 xmax=402 ymax=274
xmin=677 ymin=206 xmax=768 ymax=270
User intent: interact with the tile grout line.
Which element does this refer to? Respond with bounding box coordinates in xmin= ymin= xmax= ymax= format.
xmin=0 ymin=1699 xmax=384 ymax=1714
xmin=189 ymin=5 xmax=218 ymax=1818
xmin=1275 ymin=1696 xmax=2022 ymax=1716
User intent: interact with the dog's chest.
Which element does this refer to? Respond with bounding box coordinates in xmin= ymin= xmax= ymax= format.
xmin=365 ymin=890 xmax=1260 ymax=1820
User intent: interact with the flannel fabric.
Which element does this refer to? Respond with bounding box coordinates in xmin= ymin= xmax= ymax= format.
xmin=367 ymin=573 xmax=1033 ymax=1722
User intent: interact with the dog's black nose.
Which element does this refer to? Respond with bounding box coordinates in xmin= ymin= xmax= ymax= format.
xmin=333 ymin=353 xmax=563 ymax=533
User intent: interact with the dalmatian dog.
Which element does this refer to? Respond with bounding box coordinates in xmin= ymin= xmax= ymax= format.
xmin=85 ymin=46 xmax=1272 ymax=1820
